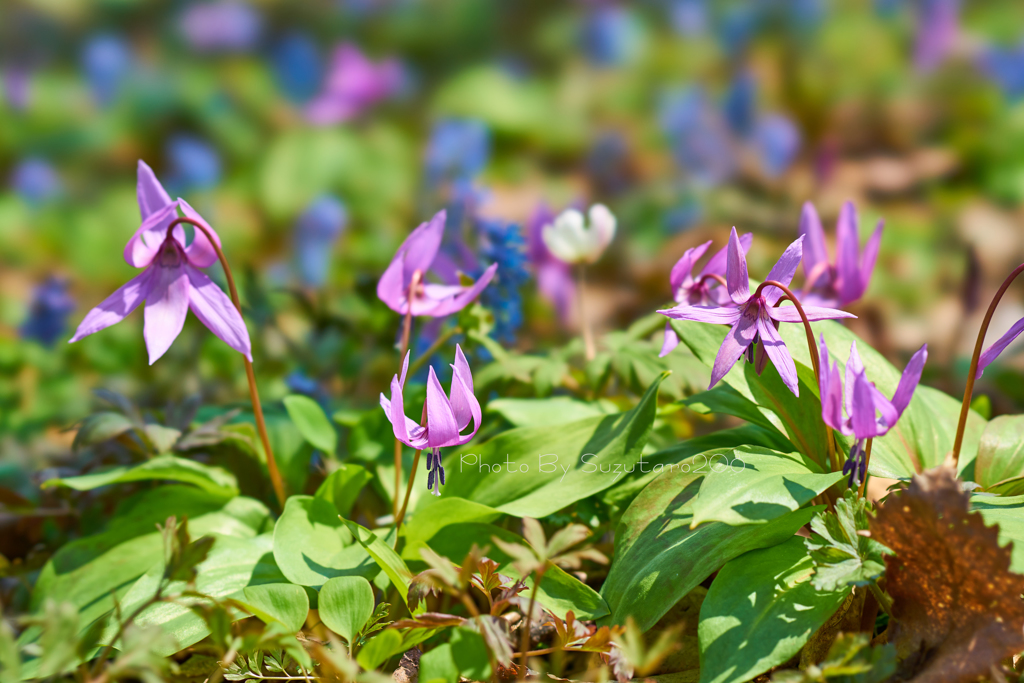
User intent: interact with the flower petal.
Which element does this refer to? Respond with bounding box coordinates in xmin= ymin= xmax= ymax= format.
xmin=69 ymin=267 xmax=155 ymax=343
xmin=844 ymin=342 xmax=866 ymax=419
xmin=709 ymin=309 xmax=758 ymax=389
xmin=768 ymin=305 xmax=857 ymax=323
xmin=669 ymin=241 xmax=712 ymax=294
xmin=835 ymin=201 xmax=861 ymax=304
xmin=849 ymin=369 xmax=879 ymax=439
xmin=137 ymin=160 xmax=173 ymax=220
xmin=422 ymin=263 xmax=497 ymax=317
xmin=762 ymin=235 xmax=804 ymax=306
xmin=124 ymin=202 xmax=185 ymax=268
xmin=426 ymin=366 xmax=461 ymax=448
xmin=587 ymin=203 xmax=616 ymax=261
xmin=659 ymin=321 xmax=680 ymax=358
xmin=179 ymin=199 xmax=221 ymax=268
xmin=726 ymin=227 xmax=750 ymax=305
xmin=701 ymin=232 xmax=752 ymax=279
xmin=143 ymin=265 xmax=190 ymax=364
xmin=756 ymin=307 xmax=799 ymax=396
xmin=185 ymin=265 xmax=251 ymax=360
xmin=377 ymin=211 xmax=445 ymax=311
xmin=381 ymin=376 xmax=427 ymax=449
xmin=818 ymin=335 xmax=847 ymax=433
xmin=891 ymin=343 xmax=927 ymax=414
xmin=449 ymin=365 xmax=481 ymax=440
xmin=658 ymin=305 xmax=742 ymax=325
xmin=799 ymin=202 xmax=829 ymax=286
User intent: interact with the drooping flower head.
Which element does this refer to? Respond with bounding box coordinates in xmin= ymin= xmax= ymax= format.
xmin=70 ymin=161 xmax=251 ymax=365
xmin=541 ymin=204 xmax=616 ymax=266
xmin=380 ymin=345 xmax=481 ymax=496
xmin=377 ymin=210 xmax=498 ymax=318
xmin=305 ymin=43 xmax=402 ymax=125
xmin=799 ymin=201 xmax=883 ymax=309
xmin=818 ymin=336 xmax=927 ymax=485
xmin=659 ymin=232 xmax=752 ymax=358
xmin=659 ymin=227 xmax=855 ymax=396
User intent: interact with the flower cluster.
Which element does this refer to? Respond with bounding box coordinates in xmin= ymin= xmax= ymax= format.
xmin=478 ymin=219 xmax=530 ymax=344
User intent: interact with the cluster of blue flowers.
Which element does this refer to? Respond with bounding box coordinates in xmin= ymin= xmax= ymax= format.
xmin=477 ymin=219 xmax=530 ymax=345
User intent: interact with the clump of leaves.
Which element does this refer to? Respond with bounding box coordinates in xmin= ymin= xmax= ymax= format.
xmin=606 ymin=616 xmax=680 ymax=683
xmin=871 ymin=464 xmax=1024 ymax=682
xmin=772 ymin=633 xmax=896 ymax=683
xmin=805 ymin=489 xmax=890 ymax=592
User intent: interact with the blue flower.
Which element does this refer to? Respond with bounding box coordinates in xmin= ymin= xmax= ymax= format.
xmin=11 ymin=158 xmax=62 ymax=205
xmin=753 ymin=114 xmax=801 ymax=177
xmin=272 ymin=33 xmax=322 ymax=103
xmin=670 ymin=0 xmax=708 ymax=37
xmin=980 ymin=41 xmax=1024 ymax=102
xmin=81 ymin=34 xmax=132 ymax=106
xmin=723 ymin=71 xmax=757 ymax=138
xmin=716 ymin=3 xmax=762 ymax=56
xmin=293 ymin=195 xmax=348 ymax=287
xmin=425 ymin=119 xmax=491 ymax=185
xmin=165 ymin=135 xmax=222 ymax=192
xmin=659 ymin=87 xmax=737 ymax=187
xmin=581 ymin=4 xmax=644 ymax=67
xmin=478 ymin=219 xmax=530 ymax=344
xmin=21 ymin=277 xmax=75 ymax=347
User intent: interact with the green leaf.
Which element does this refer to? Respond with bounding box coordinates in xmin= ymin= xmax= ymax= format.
xmin=143 ymin=424 xmax=182 ymax=453
xmin=314 ymin=465 xmax=372 ymax=517
xmin=344 ymin=520 xmax=415 ymax=608
xmin=272 ymin=496 xmax=377 ymax=587
xmin=971 ymin=493 xmax=1024 ymax=572
xmin=400 ymin=497 xmax=502 ymax=560
xmin=486 ymin=397 xmax=618 ymax=427
xmin=698 ymin=537 xmax=851 ymax=683
xmin=682 ymin=384 xmax=787 ymax=436
xmin=975 ymin=415 xmax=1024 ymax=493
xmin=418 ymin=643 xmax=459 ymax=683
xmin=72 ymin=411 xmax=137 ymax=451
xmin=318 ymin=576 xmax=374 ymax=643
xmin=439 ymin=373 xmax=666 ymax=518
xmin=284 ymin=395 xmax=337 ymax=455
xmin=42 ymin=454 xmax=239 ymax=497
xmin=600 ymin=467 xmax=819 ymax=631
xmin=690 ymin=447 xmax=845 ymax=527
xmin=770 ymin=633 xmax=896 ymax=683
xmin=356 ymin=629 xmax=403 ymax=670
xmin=805 ymin=490 xmax=890 ymax=592
xmin=239 ymin=583 xmax=310 ymax=634
xmin=417 ymin=627 xmax=491 ymax=683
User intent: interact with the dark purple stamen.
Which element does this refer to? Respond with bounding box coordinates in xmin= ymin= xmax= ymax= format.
xmin=745 ymin=331 xmax=761 ymax=364
xmin=843 ymin=440 xmax=867 ymax=487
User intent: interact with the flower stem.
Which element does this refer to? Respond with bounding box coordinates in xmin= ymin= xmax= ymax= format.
xmin=407 ymin=326 xmax=461 ymax=377
xmin=952 ymin=262 xmax=1024 ymax=464
xmin=577 ymin=265 xmax=596 ymax=361
xmin=168 ymin=218 xmax=286 ymax=509
xmin=393 ymin=400 xmax=429 ymax=546
xmin=394 ymin=270 xmax=422 ymax=520
xmin=868 ymin=582 xmax=894 ymax=617
xmin=859 ymin=438 xmax=873 ymax=498
xmin=518 ymin=565 xmax=546 ymax=679
xmin=755 ymin=279 xmax=839 ymax=474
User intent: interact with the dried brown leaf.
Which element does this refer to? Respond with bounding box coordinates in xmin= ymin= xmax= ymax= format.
xmin=871 ymin=464 xmax=1024 ymax=683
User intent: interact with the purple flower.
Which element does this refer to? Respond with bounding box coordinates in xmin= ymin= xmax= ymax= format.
xmin=819 ymin=335 xmax=926 ymax=485
xmin=659 ymin=87 xmax=737 ymax=188
xmin=799 ymin=201 xmax=883 ymax=308
xmin=10 ymin=158 xmax=62 ymax=206
xmin=165 ymin=135 xmax=222 ymax=193
xmin=179 ymin=1 xmax=263 ymax=53
xmin=659 ymin=228 xmax=855 ymax=396
xmin=581 ymin=4 xmax=644 ymax=67
xmin=379 ymin=345 xmax=481 ymax=495
xmin=752 ymin=114 xmax=801 ymax=177
xmin=305 ymin=43 xmax=401 ymax=125
xmin=670 ymin=0 xmax=708 ymax=37
xmin=3 ymin=67 xmax=31 ymax=111
xmin=527 ymin=204 xmax=575 ymax=325
xmin=914 ymin=0 xmax=959 ymax=72
xmin=70 ymin=160 xmax=251 ymax=365
xmin=81 ymin=34 xmax=132 ymax=107
xmin=659 ymin=232 xmax=752 ymax=358
xmin=21 ymin=277 xmax=75 ymax=347
xmin=376 ymin=210 xmax=497 ymax=318
xmin=293 ymin=195 xmax=348 ymax=287
xmin=979 ymin=41 xmax=1024 ymax=102
xmin=976 ymin=314 xmax=1024 ymax=379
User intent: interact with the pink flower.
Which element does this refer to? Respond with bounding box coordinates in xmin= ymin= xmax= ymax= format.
xmin=379 ymin=345 xmax=481 ymax=495
xmin=799 ymin=201 xmax=882 ymax=308
xmin=305 ymin=43 xmax=401 ymax=125
xmin=659 ymin=228 xmax=855 ymax=396
xmin=70 ymin=160 xmax=251 ymax=365
xmin=376 ymin=210 xmax=497 ymax=317
xmin=659 ymin=232 xmax=752 ymax=357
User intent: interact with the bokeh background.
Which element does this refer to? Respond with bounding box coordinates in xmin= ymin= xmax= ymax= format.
xmin=3 ymin=0 xmax=1024 ymax=474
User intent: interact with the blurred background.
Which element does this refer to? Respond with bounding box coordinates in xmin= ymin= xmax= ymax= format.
xmin=3 ymin=0 xmax=1024 ymax=475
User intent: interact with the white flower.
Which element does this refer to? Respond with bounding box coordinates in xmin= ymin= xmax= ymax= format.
xmin=541 ymin=204 xmax=617 ymax=265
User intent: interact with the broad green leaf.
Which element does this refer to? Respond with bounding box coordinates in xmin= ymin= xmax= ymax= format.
xmin=357 ymin=629 xmax=403 ymax=670
xmin=805 ymin=490 xmax=889 ymax=592
xmin=418 ymin=642 xmax=460 ymax=683
xmin=417 ymin=628 xmax=491 ymax=683
xmin=72 ymin=412 xmax=137 ymax=451
xmin=42 ymin=454 xmax=239 ymax=497
xmin=682 ymin=384 xmax=787 ymax=436
xmin=24 ymin=487 xmax=269 ymax=646
xmin=344 ymin=520 xmax=414 ymax=608
xmin=971 ymin=494 xmax=1024 ymax=572
xmin=315 ymin=464 xmax=372 ymax=517
xmin=318 ymin=576 xmax=374 ymax=643
xmin=400 ymin=497 xmax=502 ymax=561
xmin=284 ymin=394 xmax=337 ymax=455
xmin=976 ymin=415 xmax=1024 ymax=492
xmin=439 ymin=373 xmax=666 ymax=518
xmin=272 ymin=496 xmax=377 ymax=587
xmin=410 ymin=521 xmax=609 ymax=621
xmin=486 ymin=397 xmax=618 ymax=427
xmin=100 ymin=534 xmax=288 ymax=655
xmin=690 ymin=447 xmax=845 ymax=527
xmin=698 ymin=537 xmax=851 ymax=683
xmin=600 ymin=468 xmax=818 ymax=631
xmin=240 ymin=583 xmax=310 ymax=634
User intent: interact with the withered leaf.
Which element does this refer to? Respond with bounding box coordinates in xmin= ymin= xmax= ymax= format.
xmin=390 ymin=612 xmax=466 ymax=630
xmin=871 ymin=464 xmax=1024 ymax=682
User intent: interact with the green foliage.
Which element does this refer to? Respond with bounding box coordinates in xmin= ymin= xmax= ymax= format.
xmin=805 ymin=491 xmax=890 ymax=592
xmin=42 ymin=454 xmax=239 ymax=498
xmin=315 ymin=464 xmax=372 ymax=517
xmin=975 ymin=414 xmax=1024 ymax=493
xmin=318 ymin=576 xmax=375 ymax=644
xmin=771 ymin=634 xmax=897 ymax=683
xmin=272 ymin=496 xmax=378 ymax=587
xmin=418 ymin=627 xmax=492 ymax=683
xmin=284 ymin=394 xmax=338 ymax=455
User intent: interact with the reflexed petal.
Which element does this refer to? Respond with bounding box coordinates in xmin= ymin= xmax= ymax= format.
xmin=184 ymin=265 xmax=251 ymax=360
xmin=762 ymin=236 xmax=804 ymax=306
xmin=136 ymin=160 xmax=173 ymax=220
xmin=892 ymin=343 xmax=927 ymax=414
xmin=726 ymin=227 xmax=750 ymax=305
xmin=659 ymin=305 xmax=741 ymax=325
xmin=818 ymin=335 xmax=847 ymax=433
xmin=143 ymin=265 xmax=190 ymax=365
xmin=856 ymin=219 xmax=884 ymax=304
xmin=381 ymin=377 xmax=427 ymax=449
xmin=69 ymin=267 xmax=155 ymax=343
xmin=844 ymin=342 xmax=866 ymax=418
xmin=377 ymin=251 xmax=408 ymax=313
xmin=399 ymin=350 xmax=410 ymax=387
xmin=709 ymin=310 xmax=758 ymax=389
xmin=179 ymin=200 xmax=221 ymax=268
xmin=449 ymin=369 xmax=481 ymax=442
xmin=422 ymin=263 xmax=497 ymax=317
xmin=669 ymin=241 xmax=712 ymax=293
xmin=849 ymin=370 xmax=879 ymax=439
xmin=659 ymin=322 xmax=680 ymax=358
xmin=426 ymin=366 xmax=461 ymax=448
xmin=799 ymin=202 xmax=829 ymax=286
xmin=377 ymin=211 xmax=445 ymax=312
xmin=756 ymin=308 xmax=799 ymax=396
xmin=768 ymin=305 xmax=857 ymax=323
xmin=452 ymin=344 xmax=473 ymax=393
xmin=123 ymin=203 xmax=185 ymax=268
xmin=835 ymin=202 xmax=861 ymax=304
xmin=702 ymin=232 xmax=751 ymax=279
